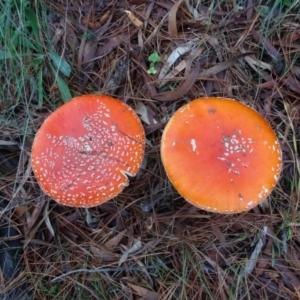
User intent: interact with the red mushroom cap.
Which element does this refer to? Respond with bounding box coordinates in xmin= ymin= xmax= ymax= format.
xmin=161 ymin=97 xmax=282 ymax=214
xmin=31 ymin=94 xmax=145 ymax=208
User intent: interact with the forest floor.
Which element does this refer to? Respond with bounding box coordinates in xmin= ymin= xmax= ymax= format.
xmin=0 ymin=0 xmax=300 ymax=299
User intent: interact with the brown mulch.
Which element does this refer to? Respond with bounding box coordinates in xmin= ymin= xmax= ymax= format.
xmin=1 ymin=1 xmax=300 ymax=299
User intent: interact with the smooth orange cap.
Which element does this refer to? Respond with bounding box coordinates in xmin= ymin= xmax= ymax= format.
xmin=161 ymin=97 xmax=282 ymax=214
xmin=31 ymin=94 xmax=145 ymax=208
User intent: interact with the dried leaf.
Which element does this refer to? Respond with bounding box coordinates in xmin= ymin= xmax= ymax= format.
xmin=241 ymin=48 xmax=273 ymax=72
xmin=80 ymin=39 xmax=98 ymax=70
xmin=284 ymin=75 xmax=300 ymax=94
xmin=153 ymin=60 xmax=200 ymax=101
xmin=198 ymin=52 xmax=256 ymax=78
xmin=168 ymin=0 xmax=184 ymax=36
xmin=127 ymin=283 xmax=152 ymax=297
xmin=160 ymin=60 xmax=187 ymax=85
xmin=24 ymin=198 xmax=46 ymax=236
xmin=286 ymin=245 xmax=300 ymax=271
xmin=106 ymin=56 xmax=129 ymax=93
xmin=104 ymin=230 xmax=125 ymax=250
xmin=184 ymin=0 xmax=203 ymax=20
xmin=44 ymin=202 xmax=55 ymax=238
xmin=118 ymin=238 xmax=142 ymax=266
xmin=135 ymin=102 xmax=158 ymax=125
xmin=211 ymin=224 xmax=226 ymax=245
xmin=158 ymin=41 xmax=196 ymax=80
xmin=95 ymin=14 xmax=113 ymax=39
xmin=139 ymin=293 xmax=160 ymax=300
xmin=252 ymin=30 xmax=282 ymax=60
xmin=97 ymin=36 xmax=123 ymax=56
xmin=272 ymin=257 xmax=300 ymax=289
xmin=12 ymin=157 xmax=32 ymax=199
xmin=0 ymin=223 xmax=22 ymax=281
xmin=90 ymin=246 xmax=119 ymax=263
xmin=241 ymin=226 xmax=267 ymax=278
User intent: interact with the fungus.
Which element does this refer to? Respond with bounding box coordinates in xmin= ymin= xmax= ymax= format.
xmin=161 ymin=97 xmax=282 ymax=214
xmin=31 ymin=94 xmax=145 ymax=208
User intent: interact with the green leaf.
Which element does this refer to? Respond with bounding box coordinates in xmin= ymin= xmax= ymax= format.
xmin=0 ymin=51 xmax=34 ymax=60
xmin=49 ymin=51 xmax=71 ymax=77
xmin=55 ymin=74 xmax=72 ymax=102
xmin=148 ymin=52 xmax=161 ymax=63
xmin=260 ymin=6 xmax=270 ymax=15
xmin=25 ymin=8 xmax=39 ymax=39
xmin=0 ymin=50 xmax=8 ymax=60
xmin=13 ymin=0 xmax=30 ymax=10
xmin=82 ymin=32 xmax=93 ymax=40
xmin=31 ymin=54 xmax=44 ymax=66
xmin=11 ymin=28 xmax=39 ymax=51
xmin=147 ymin=66 xmax=157 ymax=74
xmin=37 ymin=66 xmax=44 ymax=107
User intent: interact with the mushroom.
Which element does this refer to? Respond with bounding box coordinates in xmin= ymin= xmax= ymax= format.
xmin=31 ymin=94 xmax=145 ymax=208
xmin=160 ymin=97 xmax=282 ymax=214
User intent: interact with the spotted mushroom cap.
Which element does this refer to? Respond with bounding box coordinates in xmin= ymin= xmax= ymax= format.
xmin=161 ymin=97 xmax=282 ymax=214
xmin=31 ymin=94 xmax=145 ymax=208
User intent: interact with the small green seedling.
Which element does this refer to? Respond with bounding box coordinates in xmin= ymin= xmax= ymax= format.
xmin=283 ymin=0 xmax=292 ymax=6
xmin=147 ymin=52 xmax=161 ymax=75
xmin=82 ymin=32 xmax=93 ymax=40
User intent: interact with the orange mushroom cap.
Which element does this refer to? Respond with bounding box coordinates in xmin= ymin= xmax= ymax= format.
xmin=161 ymin=97 xmax=282 ymax=214
xmin=31 ymin=94 xmax=145 ymax=208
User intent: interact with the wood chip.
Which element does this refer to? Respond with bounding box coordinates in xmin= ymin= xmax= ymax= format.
xmin=125 ymin=10 xmax=143 ymax=27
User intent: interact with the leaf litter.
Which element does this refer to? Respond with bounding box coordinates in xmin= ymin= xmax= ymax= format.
xmin=1 ymin=0 xmax=300 ymax=299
